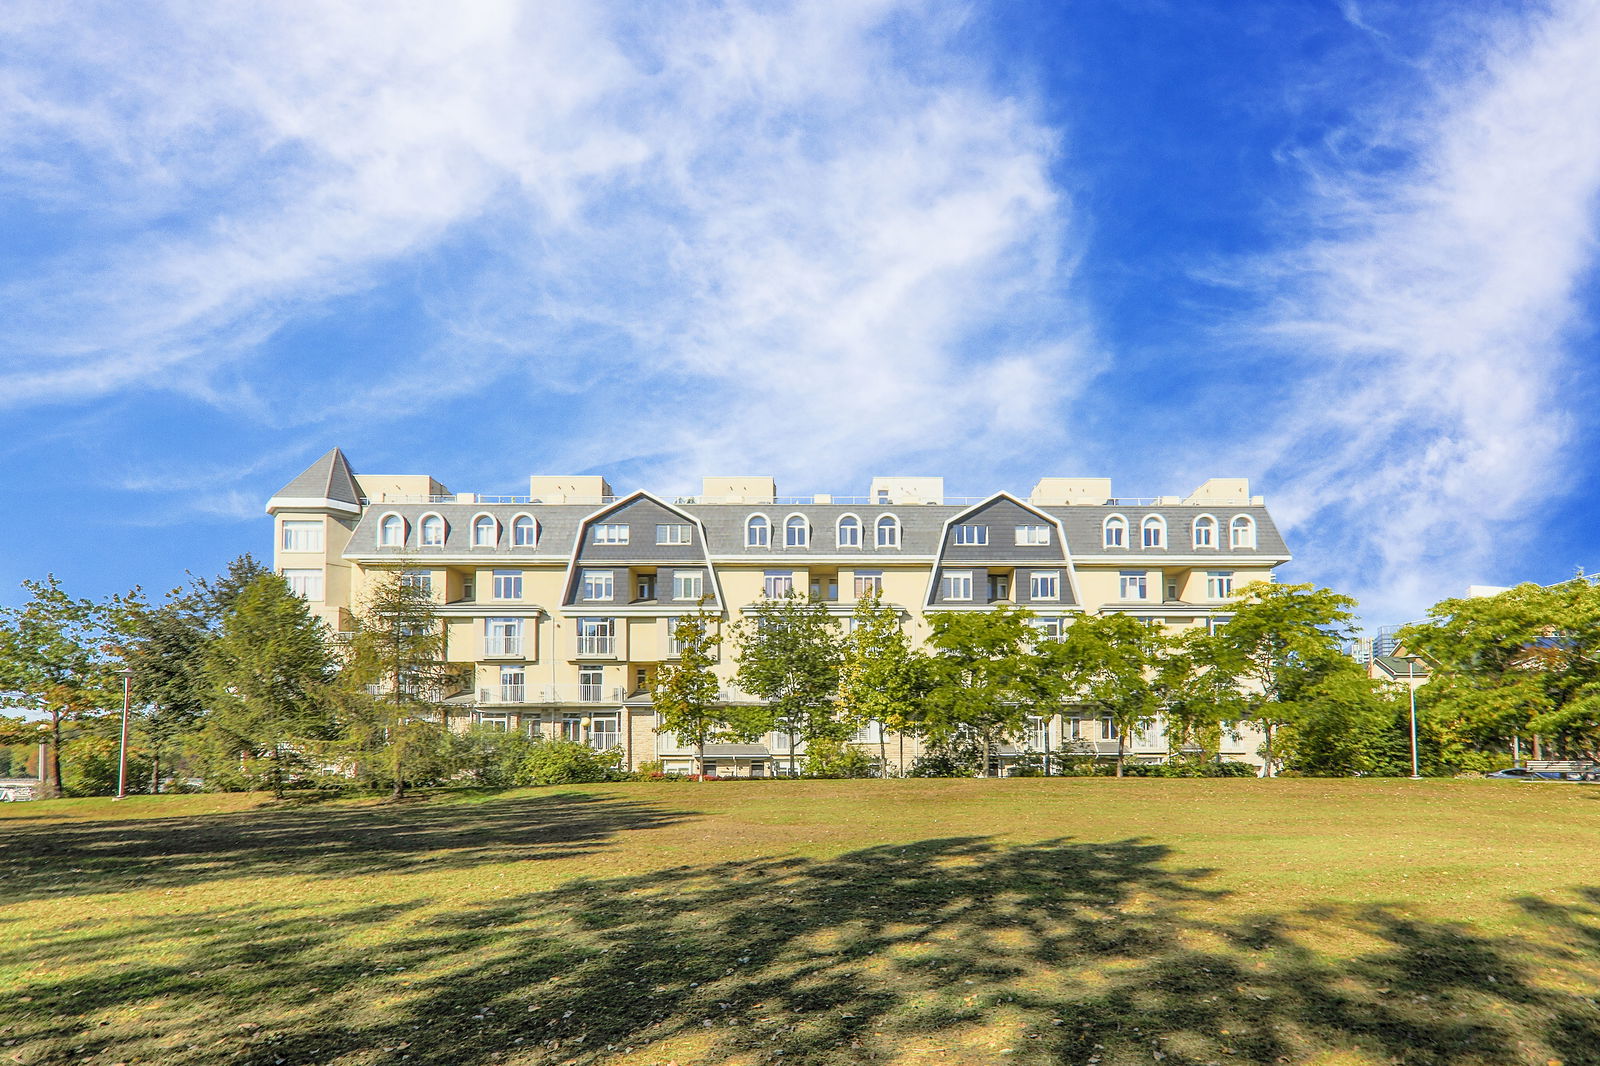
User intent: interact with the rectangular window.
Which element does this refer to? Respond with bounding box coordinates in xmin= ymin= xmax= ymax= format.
xmin=1015 ymin=525 xmax=1051 ymax=546
xmin=636 ymin=573 xmax=655 ymax=600
xmin=399 ymin=569 xmax=432 ymax=593
xmin=1119 ymin=571 xmax=1148 ymax=600
xmin=576 ymin=671 xmax=604 ymax=705
xmin=1101 ymin=716 xmax=1118 ymax=740
xmin=940 ymin=571 xmax=973 ymax=601
xmin=593 ymin=523 xmax=629 ymax=545
xmin=581 ymin=569 xmax=614 ymax=601
xmin=656 ymin=523 xmax=692 ymax=545
xmin=499 ymin=666 xmax=525 ymax=703
xmin=484 ymin=617 xmax=523 ymax=657
xmin=672 ymin=570 xmax=704 ymax=600
xmin=492 ymin=570 xmax=522 ymax=599
xmin=853 ymin=570 xmax=883 ymax=598
xmin=954 ymin=524 xmax=988 ymax=546
xmin=764 ymin=571 xmax=794 ymax=598
xmin=575 ymin=617 xmax=615 ymax=656
xmin=1070 ymin=718 xmax=1082 ymax=740
xmin=1029 ymin=616 xmax=1065 ymax=639
xmin=280 ymin=520 xmax=323 ymax=553
xmin=1206 ymin=571 xmax=1234 ymax=599
xmin=987 ymin=574 xmax=1010 ymax=601
xmin=1029 ymin=571 xmax=1060 ymax=601
xmin=590 ymin=714 xmax=620 ymax=749
xmin=1024 ymin=716 xmax=1047 ymax=751
xmin=282 ymin=569 xmax=323 ymax=600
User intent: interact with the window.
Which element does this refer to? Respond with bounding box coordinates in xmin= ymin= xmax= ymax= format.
xmin=1101 ymin=716 xmax=1118 ymax=740
xmin=877 ymin=489 xmax=890 ymax=504
xmin=512 ymin=515 xmax=538 ymax=547
xmin=499 ymin=667 xmax=525 ymax=703
xmin=1069 ymin=717 xmax=1083 ymax=740
xmin=282 ymin=569 xmax=323 ymax=600
xmin=420 ymin=514 xmax=445 ymax=547
xmin=1024 ymin=716 xmax=1048 ymax=751
xmin=876 ymin=515 xmax=900 ymax=548
xmin=1231 ymin=515 xmax=1256 ymax=548
xmin=578 ymin=670 xmax=604 ymax=704
xmin=636 ymin=573 xmax=655 ymax=600
xmin=785 ymin=515 xmax=809 ymax=547
xmin=581 ymin=569 xmax=614 ymax=601
xmin=281 ymin=520 xmax=323 ymax=552
xmin=656 ymin=523 xmax=692 ymax=545
xmin=940 ymin=570 xmax=973 ymax=600
xmin=955 ymin=524 xmax=988 ymax=546
xmin=665 ymin=617 xmax=685 ymax=656
xmin=1193 ymin=515 xmax=1216 ymax=548
xmin=1015 ymin=524 xmax=1050 ymax=546
xmin=590 ymin=714 xmax=620 ymax=749
xmin=575 ymin=618 xmax=615 ymax=656
xmin=672 ymin=570 xmax=704 ymax=600
xmin=472 ymin=514 xmax=498 ymax=548
xmin=399 ymin=569 xmax=432 ymax=593
xmin=1141 ymin=516 xmax=1165 ymax=548
xmin=593 ymin=523 xmax=629 ymax=545
xmin=1030 ymin=571 xmax=1060 ymax=601
xmin=1030 ymin=617 xmax=1065 ymax=640
xmin=837 ymin=514 xmax=861 ymax=547
xmin=853 ymin=570 xmax=883 ymax=598
xmin=1206 ymin=571 xmax=1234 ymax=599
xmin=477 ymin=715 xmax=509 ymax=732
xmin=484 ymin=618 xmax=523 ymax=657
xmin=1103 ymin=515 xmax=1126 ymax=548
xmin=493 ymin=570 xmax=522 ymax=599
xmin=744 ymin=514 xmax=770 ymax=548
xmin=764 ymin=571 xmax=794 ymax=598
xmin=1119 ymin=571 xmax=1148 ymax=600
xmin=378 ymin=514 xmax=405 ymax=547
xmin=988 ymin=574 xmax=1010 ymax=601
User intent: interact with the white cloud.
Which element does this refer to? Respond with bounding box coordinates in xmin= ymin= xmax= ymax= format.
xmin=1245 ymin=0 xmax=1600 ymax=622
xmin=0 ymin=0 xmax=1086 ymax=495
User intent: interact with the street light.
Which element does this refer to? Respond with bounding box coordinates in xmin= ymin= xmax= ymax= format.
xmin=115 ymin=667 xmax=134 ymax=800
xmin=1405 ymin=656 xmax=1422 ymax=779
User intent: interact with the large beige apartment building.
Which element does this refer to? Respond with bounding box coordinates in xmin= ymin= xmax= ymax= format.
xmin=267 ymin=449 xmax=1292 ymax=775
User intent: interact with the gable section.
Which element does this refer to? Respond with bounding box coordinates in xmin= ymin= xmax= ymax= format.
xmin=926 ymin=493 xmax=1077 ymax=608
xmin=563 ymin=492 xmax=722 ymax=608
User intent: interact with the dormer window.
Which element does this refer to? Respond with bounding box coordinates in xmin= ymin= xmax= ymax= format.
xmin=746 ymin=515 xmax=770 ymax=548
xmin=875 ymin=514 xmax=900 ymax=548
xmin=472 ymin=514 xmax=498 ymax=548
xmin=785 ymin=515 xmax=809 ymax=548
xmin=1193 ymin=515 xmax=1216 ymax=548
xmin=1231 ymin=515 xmax=1256 ymax=549
xmin=420 ymin=514 xmax=445 ymax=547
xmin=378 ymin=514 xmax=405 ymax=547
xmin=954 ymin=524 xmax=987 ymax=546
xmin=1141 ymin=516 xmax=1165 ymax=549
xmin=1014 ymin=524 xmax=1050 ymax=546
xmin=837 ymin=514 xmax=861 ymax=548
xmin=512 ymin=514 xmax=538 ymax=547
xmin=1103 ymin=515 xmax=1126 ymax=548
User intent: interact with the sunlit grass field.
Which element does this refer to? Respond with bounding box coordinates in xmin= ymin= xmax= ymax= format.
xmin=3 ymin=779 xmax=1600 ymax=1065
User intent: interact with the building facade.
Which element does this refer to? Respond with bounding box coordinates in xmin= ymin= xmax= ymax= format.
xmin=267 ymin=450 xmax=1292 ymax=775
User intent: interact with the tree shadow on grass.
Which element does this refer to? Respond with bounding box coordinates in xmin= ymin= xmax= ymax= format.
xmin=0 ymin=790 xmax=696 ymax=902
xmin=6 ymin=834 xmax=1600 ymax=1065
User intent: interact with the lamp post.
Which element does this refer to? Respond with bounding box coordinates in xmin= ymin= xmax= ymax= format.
xmin=1405 ymin=657 xmax=1421 ymax=779
xmin=116 ymin=667 xmax=134 ymax=799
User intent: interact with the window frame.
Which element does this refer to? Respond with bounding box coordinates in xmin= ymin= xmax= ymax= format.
xmin=280 ymin=519 xmax=324 ymax=553
xmin=1014 ymin=524 xmax=1051 ymax=546
xmin=593 ymin=523 xmax=629 ymax=545
xmin=471 ymin=513 xmax=499 ymax=549
xmin=1140 ymin=515 xmax=1166 ymax=549
xmin=1102 ymin=514 xmax=1126 ymax=549
xmin=580 ymin=569 xmax=615 ymax=602
xmin=746 ymin=514 xmax=771 ymax=548
xmin=1029 ymin=570 xmax=1060 ymax=601
xmin=1119 ymin=570 xmax=1148 ymax=600
xmin=656 ymin=523 xmax=692 ymax=546
xmin=1230 ymin=514 xmax=1257 ymax=549
xmin=1206 ymin=570 xmax=1234 ymax=599
xmin=1192 ymin=514 xmax=1217 ymax=549
xmin=763 ymin=570 xmax=795 ymax=598
xmin=954 ymin=524 xmax=988 ymax=546
xmin=492 ymin=569 xmax=523 ymax=600
xmin=282 ymin=568 xmax=323 ymax=601
xmin=377 ymin=512 xmax=406 ymax=548
xmin=940 ymin=570 xmax=974 ymax=601
xmin=852 ymin=570 xmax=884 ymax=598
xmin=836 ymin=513 xmax=862 ymax=548
xmin=419 ymin=512 xmax=446 ymax=548
xmin=784 ymin=513 xmax=809 ymax=548
xmin=484 ymin=617 xmax=524 ymax=657
xmin=875 ymin=513 xmax=901 ymax=548
xmin=672 ymin=570 xmax=704 ymax=601
xmin=511 ymin=513 xmax=538 ymax=548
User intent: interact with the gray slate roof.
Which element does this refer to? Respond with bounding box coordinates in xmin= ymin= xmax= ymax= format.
xmin=274 ymin=448 xmax=363 ymax=506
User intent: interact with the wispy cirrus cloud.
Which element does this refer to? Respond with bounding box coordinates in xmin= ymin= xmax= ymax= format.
xmin=0 ymin=1 xmax=1086 ymax=494
xmin=1242 ymin=0 xmax=1600 ymax=621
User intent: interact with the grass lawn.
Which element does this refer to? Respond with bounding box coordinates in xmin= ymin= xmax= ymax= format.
xmin=3 ymin=780 xmax=1600 ymax=1065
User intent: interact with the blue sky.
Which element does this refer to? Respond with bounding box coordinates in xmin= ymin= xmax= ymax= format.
xmin=1 ymin=0 xmax=1597 ymax=629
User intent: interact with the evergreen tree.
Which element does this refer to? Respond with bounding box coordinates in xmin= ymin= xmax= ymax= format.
xmin=733 ymin=593 xmax=843 ymax=774
xmin=917 ymin=607 xmax=1036 ymax=777
xmin=107 ymin=586 xmax=211 ymax=793
xmin=203 ymin=573 xmax=339 ymax=798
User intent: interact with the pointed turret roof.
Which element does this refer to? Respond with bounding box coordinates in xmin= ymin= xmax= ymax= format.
xmin=266 ymin=448 xmax=364 ymax=515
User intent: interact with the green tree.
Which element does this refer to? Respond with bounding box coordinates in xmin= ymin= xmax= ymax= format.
xmin=1161 ymin=626 xmax=1250 ymax=768
xmin=654 ymin=605 xmax=767 ymax=777
xmin=1038 ymin=613 xmax=1169 ymax=777
xmin=917 ymin=607 xmax=1036 ymax=777
xmin=733 ymin=593 xmax=843 ymax=775
xmin=1402 ymin=578 xmax=1600 ymax=763
xmin=203 ymin=573 xmax=339 ymax=798
xmin=338 ymin=570 xmax=464 ymax=799
xmin=1205 ymin=582 xmax=1359 ymax=776
xmin=1275 ymin=667 xmax=1411 ymax=776
xmin=836 ymin=591 xmax=925 ymax=772
xmin=0 ymin=576 xmax=112 ymax=797
xmin=107 ymin=586 xmax=210 ymax=793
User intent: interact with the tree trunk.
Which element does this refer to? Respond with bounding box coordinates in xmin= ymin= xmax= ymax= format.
xmin=982 ymin=734 xmax=992 ymax=778
xmin=270 ymin=744 xmax=285 ymax=800
xmin=788 ymin=727 xmax=798 ymax=778
xmin=1115 ymin=731 xmax=1125 ymax=778
xmin=42 ymin=710 xmax=63 ymax=799
xmin=150 ymin=743 xmax=161 ymax=795
xmin=878 ymin=727 xmax=887 ymax=778
xmin=696 ymin=737 xmax=706 ymax=780
xmin=1532 ymin=734 xmax=1543 ymax=760
xmin=1263 ymin=721 xmax=1275 ymax=778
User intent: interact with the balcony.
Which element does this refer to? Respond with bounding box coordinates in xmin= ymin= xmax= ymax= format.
xmin=575 ymin=635 xmax=616 ymax=657
xmin=483 ymin=638 xmax=525 ymax=658
xmin=477 ymin=683 xmax=629 ymax=705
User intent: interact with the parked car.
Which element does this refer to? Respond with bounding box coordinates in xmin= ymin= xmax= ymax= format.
xmin=1486 ymin=767 xmax=1596 ymax=782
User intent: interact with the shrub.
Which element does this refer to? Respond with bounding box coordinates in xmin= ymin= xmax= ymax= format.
xmin=803 ymin=738 xmax=879 ymax=778
xmin=515 ymin=739 xmax=625 ymax=786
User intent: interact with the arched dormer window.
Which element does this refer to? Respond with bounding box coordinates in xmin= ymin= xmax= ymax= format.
xmin=471 ymin=513 xmax=498 ymax=548
xmin=876 ymin=514 xmax=900 ymax=548
xmin=1103 ymin=514 xmax=1127 ymax=548
xmin=1230 ymin=514 xmax=1256 ymax=549
xmin=511 ymin=514 xmax=538 ymax=548
xmin=1193 ymin=514 xmax=1217 ymax=549
xmin=419 ymin=513 xmax=446 ymax=547
xmin=1141 ymin=515 xmax=1165 ymax=549
xmin=746 ymin=514 xmax=770 ymax=548
xmin=784 ymin=514 xmax=809 ymax=548
xmin=378 ymin=513 xmax=405 ymax=548
xmin=837 ymin=513 xmax=861 ymax=548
